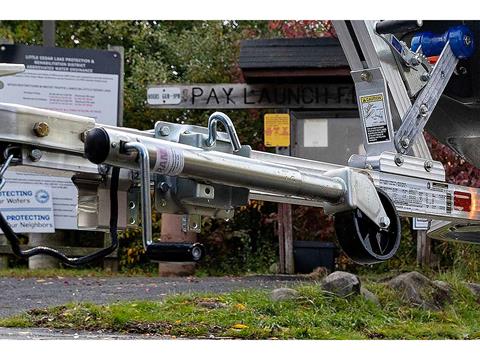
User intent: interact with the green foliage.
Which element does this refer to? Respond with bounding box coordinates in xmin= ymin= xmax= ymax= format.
xmin=198 ymin=201 xmax=278 ymax=275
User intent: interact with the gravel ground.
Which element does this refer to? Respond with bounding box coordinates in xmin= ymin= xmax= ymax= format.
xmin=0 ymin=275 xmax=308 ymax=318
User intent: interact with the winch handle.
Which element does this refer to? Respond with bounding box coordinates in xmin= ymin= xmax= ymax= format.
xmin=375 ymin=20 xmax=423 ymax=35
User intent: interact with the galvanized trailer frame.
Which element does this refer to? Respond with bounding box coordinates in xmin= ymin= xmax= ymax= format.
xmin=0 ymin=20 xmax=479 ymax=266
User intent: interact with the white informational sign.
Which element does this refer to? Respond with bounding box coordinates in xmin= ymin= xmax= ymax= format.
xmin=4 ymin=171 xmax=79 ymax=230
xmin=0 ymin=183 xmax=54 ymax=233
xmin=147 ymin=87 xmax=182 ymax=105
xmin=303 ymin=119 xmax=328 ymax=147
xmin=0 ymin=44 xmax=121 ymax=126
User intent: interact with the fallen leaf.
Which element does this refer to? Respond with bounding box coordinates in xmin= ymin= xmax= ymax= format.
xmin=234 ymin=303 xmax=246 ymax=311
xmin=231 ymin=323 xmax=248 ymax=329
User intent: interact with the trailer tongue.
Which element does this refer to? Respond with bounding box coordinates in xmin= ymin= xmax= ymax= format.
xmin=0 ymin=21 xmax=478 ymax=265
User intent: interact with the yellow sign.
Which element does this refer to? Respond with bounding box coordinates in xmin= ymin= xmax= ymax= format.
xmin=264 ymin=113 xmax=290 ymax=147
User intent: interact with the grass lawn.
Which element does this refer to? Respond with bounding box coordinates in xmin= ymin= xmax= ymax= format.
xmin=1 ymin=273 xmax=480 ymax=339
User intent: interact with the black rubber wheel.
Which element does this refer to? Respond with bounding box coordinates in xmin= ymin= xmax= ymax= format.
xmin=334 ymin=188 xmax=401 ymax=265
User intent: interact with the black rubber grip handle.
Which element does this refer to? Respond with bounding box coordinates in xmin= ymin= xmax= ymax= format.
xmin=146 ymin=242 xmax=204 ymax=262
xmin=375 ymin=20 xmax=423 ymax=35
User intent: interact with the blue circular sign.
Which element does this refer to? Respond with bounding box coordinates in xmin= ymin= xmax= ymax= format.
xmin=35 ymin=189 xmax=50 ymax=204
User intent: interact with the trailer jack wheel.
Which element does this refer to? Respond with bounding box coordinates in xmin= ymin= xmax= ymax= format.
xmin=334 ymin=189 xmax=401 ymax=264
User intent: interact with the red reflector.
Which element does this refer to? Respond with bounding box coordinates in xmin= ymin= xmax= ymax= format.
xmin=454 ymin=191 xmax=471 ymax=212
xmin=427 ymin=55 xmax=440 ymax=64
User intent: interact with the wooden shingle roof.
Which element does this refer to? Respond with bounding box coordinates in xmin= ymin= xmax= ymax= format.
xmin=239 ymin=37 xmax=350 ymax=81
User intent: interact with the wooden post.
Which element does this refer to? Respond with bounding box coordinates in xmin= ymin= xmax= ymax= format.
xmin=107 ymin=45 xmax=124 ymax=127
xmin=42 ymin=21 xmax=56 ymax=47
xmin=282 ymin=203 xmax=294 ymax=274
xmin=416 ymin=231 xmax=432 ymax=267
xmin=0 ymin=235 xmax=9 ymax=269
xmin=158 ymin=214 xmax=197 ymax=277
xmin=273 ymin=110 xmax=295 ymax=274
xmin=277 ymin=203 xmax=294 ymax=274
xmin=28 ymin=232 xmax=64 ymax=269
xmin=277 ymin=204 xmax=285 ymax=273
xmin=103 ymin=232 xmax=119 ymax=272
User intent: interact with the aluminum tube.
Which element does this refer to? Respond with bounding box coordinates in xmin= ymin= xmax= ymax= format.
xmin=250 ymin=150 xmax=342 ymax=175
xmin=180 ymin=149 xmax=344 ymax=202
xmin=94 ymin=128 xmax=346 ymax=203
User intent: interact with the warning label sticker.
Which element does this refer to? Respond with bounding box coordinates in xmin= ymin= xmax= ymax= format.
xmin=153 ymin=147 xmax=184 ymax=176
xmin=378 ymin=174 xmax=452 ymax=216
xmin=359 ymin=93 xmax=390 ymax=144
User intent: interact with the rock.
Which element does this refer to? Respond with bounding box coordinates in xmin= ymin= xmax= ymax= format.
xmin=433 ymin=280 xmax=453 ymax=294
xmin=388 ymin=271 xmax=452 ymax=310
xmin=321 ymin=271 xmax=360 ymax=297
xmin=306 ymin=267 xmax=329 ymax=280
xmin=269 ymin=263 xmax=280 ymax=274
xmin=465 ymin=282 xmax=480 ymax=301
xmin=361 ymin=287 xmax=380 ymax=306
xmin=433 ymin=280 xmax=450 ymax=289
xmin=196 ymin=300 xmax=227 ymax=309
xmin=270 ymin=288 xmax=299 ymax=302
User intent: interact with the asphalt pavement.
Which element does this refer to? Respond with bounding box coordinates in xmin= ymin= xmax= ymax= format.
xmin=0 ymin=274 xmax=308 ymax=339
xmin=0 ymin=275 xmax=307 ymax=318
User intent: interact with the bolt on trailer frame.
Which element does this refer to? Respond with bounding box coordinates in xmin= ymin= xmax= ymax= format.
xmin=0 ymin=20 xmax=479 ymax=266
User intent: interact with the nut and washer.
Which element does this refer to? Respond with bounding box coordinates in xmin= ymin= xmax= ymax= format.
xmin=360 ymin=71 xmax=372 ymax=82
xmin=158 ymin=182 xmax=170 ymax=193
xmin=394 ymin=154 xmax=404 ymax=166
xmin=159 ymin=126 xmax=170 ymax=136
xmin=29 ymin=149 xmax=43 ymax=162
xmin=419 ymin=104 xmax=429 ymax=117
xmin=379 ymin=216 xmax=390 ymax=229
xmin=33 ymin=122 xmax=49 ymax=137
xmin=424 ymin=160 xmax=433 ymax=172
xmin=400 ymin=136 xmax=410 ymax=149
xmin=420 ymin=72 xmax=430 ymax=82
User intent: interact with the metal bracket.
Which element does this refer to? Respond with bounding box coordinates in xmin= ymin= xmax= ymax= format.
xmin=351 ymin=67 xmax=396 ymax=156
xmin=123 ymin=141 xmax=152 ymax=250
xmin=181 ymin=214 xmax=202 ymax=233
xmin=379 ymin=35 xmax=432 ymax=97
xmin=323 ymin=167 xmax=390 ymax=229
xmin=394 ymin=42 xmax=458 ymax=154
xmin=349 ymin=151 xmax=445 ymax=181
